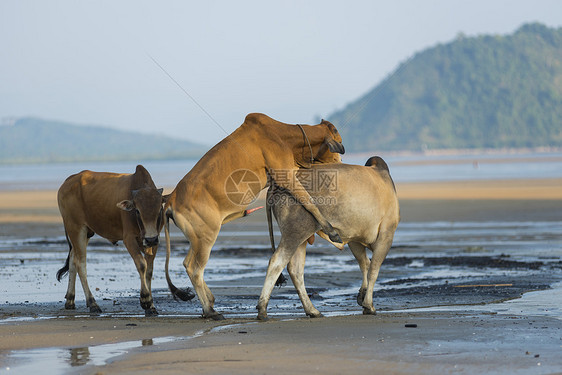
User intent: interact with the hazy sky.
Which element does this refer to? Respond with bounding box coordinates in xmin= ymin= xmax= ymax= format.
xmin=1 ymin=1 xmax=561 ymax=145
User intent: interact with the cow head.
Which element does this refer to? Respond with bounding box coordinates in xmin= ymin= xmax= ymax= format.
xmin=314 ymin=120 xmax=345 ymax=163
xmin=117 ymin=187 xmax=167 ymax=248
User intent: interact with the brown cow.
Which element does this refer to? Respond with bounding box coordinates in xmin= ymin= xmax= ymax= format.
xmin=56 ymin=165 xmax=174 ymax=316
xmin=164 ymin=113 xmax=344 ymax=320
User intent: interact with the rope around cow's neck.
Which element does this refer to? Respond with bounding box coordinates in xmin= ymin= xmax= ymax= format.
xmin=297 ymin=124 xmax=315 ymax=165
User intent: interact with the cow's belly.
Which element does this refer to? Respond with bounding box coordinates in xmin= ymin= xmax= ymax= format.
xmin=339 ymin=226 xmax=378 ymax=245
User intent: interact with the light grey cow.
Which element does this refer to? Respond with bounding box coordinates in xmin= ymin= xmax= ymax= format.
xmin=258 ymin=156 xmax=400 ymax=320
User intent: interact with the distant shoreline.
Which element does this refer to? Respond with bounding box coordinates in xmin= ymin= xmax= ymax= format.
xmin=0 ymin=154 xmax=206 ymax=166
xmin=346 ymin=146 xmax=562 ymax=160
xmin=1 ymin=146 xmax=561 ymax=167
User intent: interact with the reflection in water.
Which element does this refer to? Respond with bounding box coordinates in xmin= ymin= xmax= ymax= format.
xmin=67 ymin=347 xmax=90 ymax=367
xmin=8 ymin=336 xmax=181 ymax=372
xmin=48 ymin=336 xmax=171 ymax=369
xmin=64 ymin=339 xmax=148 ymax=368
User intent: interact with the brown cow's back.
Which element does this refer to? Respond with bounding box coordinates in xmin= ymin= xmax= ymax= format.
xmin=166 ymin=114 xmax=274 ymax=216
xmin=58 ymin=171 xmax=127 ymax=242
xmin=166 ymin=113 xmax=338 ymax=218
xmin=58 ymin=165 xmax=156 ymax=242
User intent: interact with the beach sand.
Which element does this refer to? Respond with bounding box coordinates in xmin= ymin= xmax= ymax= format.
xmin=1 ymin=178 xmax=562 ymax=227
xmin=0 ymin=179 xmax=561 ymax=374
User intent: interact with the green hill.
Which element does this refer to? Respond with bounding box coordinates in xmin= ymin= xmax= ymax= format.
xmin=330 ymin=23 xmax=562 ymax=152
xmin=0 ymin=118 xmax=207 ymax=164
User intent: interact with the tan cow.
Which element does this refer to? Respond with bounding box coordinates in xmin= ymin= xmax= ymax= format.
xmin=164 ymin=113 xmax=345 ymax=320
xmin=56 ymin=165 xmax=174 ymax=316
xmin=257 ymin=156 xmax=400 ymax=320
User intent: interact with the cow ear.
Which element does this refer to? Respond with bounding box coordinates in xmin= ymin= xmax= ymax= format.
xmin=162 ymin=193 xmax=171 ymax=205
xmin=117 ymin=200 xmax=135 ymax=211
xmin=157 ymin=188 xmax=164 ymax=195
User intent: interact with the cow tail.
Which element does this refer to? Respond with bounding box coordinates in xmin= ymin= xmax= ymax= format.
xmin=267 ymin=184 xmax=287 ymax=287
xmin=56 ymin=231 xmax=72 ymax=281
xmin=266 ymin=186 xmax=276 ymax=254
xmin=164 ymin=209 xmax=195 ymax=301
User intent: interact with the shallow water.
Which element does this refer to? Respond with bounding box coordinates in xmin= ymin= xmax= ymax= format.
xmin=390 ymin=281 xmax=562 ymax=322
xmin=6 ymin=335 xmax=183 ymax=373
xmin=0 ymin=220 xmax=560 ymax=313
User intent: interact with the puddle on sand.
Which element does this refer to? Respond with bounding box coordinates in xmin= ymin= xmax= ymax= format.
xmin=3 ymin=323 xmax=259 ymax=373
xmin=389 ymin=281 xmax=562 ymax=321
xmin=4 ymin=335 xmax=181 ymax=373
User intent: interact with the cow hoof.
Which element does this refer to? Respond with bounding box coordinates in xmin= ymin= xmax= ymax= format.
xmin=204 ymin=312 xmax=225 ymax=321
xmin=362 ymin=307 xmax=376 ymax=315
xmin=257 ymin=313 xmax=269 ymax=321
xmin=308 ymin=312 xmax=324 ymax=318
xmin=145 ymin=307 xmax=159 ymax=317
xmin=141 ymin=298 xmax=156 ymax=311
xmin=65 ymin=302 xmax=76 ymax=310
xmin=89 ymin=305 xmax=102 ymax=314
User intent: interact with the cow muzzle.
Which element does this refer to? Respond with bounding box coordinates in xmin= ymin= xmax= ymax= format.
xmin=144 ymin=236 xmax=159 ymax=247
xmin=327 ymin=140 xmax=345 ymax=154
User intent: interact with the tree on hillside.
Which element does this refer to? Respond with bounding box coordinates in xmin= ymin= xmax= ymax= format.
xmin=330 ymin=23 xmax=562 ymax=152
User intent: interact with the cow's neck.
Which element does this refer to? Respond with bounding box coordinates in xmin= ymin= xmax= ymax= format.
xmin=288 ymin=124 xmax=324 ymax=150
xmin=286 ymin=124 xmax=326 ymax=166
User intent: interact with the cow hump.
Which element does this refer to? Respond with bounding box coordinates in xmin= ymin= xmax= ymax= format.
xmin=243 ymin=113 xmax=272 ymax=127
xmin=364 ymin=156 xmax=389 ymax=172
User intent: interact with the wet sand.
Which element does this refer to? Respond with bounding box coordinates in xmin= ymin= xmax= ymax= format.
xmin=3 ymin=313 xmax=561 ymax=374
xmin=2 ymin=177 xmax=562 ymax=224
xmin=1 ymin=179 xmax=562 ymax=374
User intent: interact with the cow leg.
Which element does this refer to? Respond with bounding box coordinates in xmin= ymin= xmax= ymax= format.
xmin=174 ymin=214 xmax=222 ymax=320
xmin=269 ymin=164 xmax=341 ymax=243
xmin=184 ymin=237 xmax=222 ymax=320
xmin=282 ymin=181 xmax=341 ymax=243
xmin=143 ymin=247 xmax=158 ymax=316
xmin=64 ymin=249 xmax=77 ymax=310
xmin=287 ymin=241 xmax=322 ymax=318
xmin=348 ymin=242 xmax=370 ymax=307
xmin=67 ymin=226 xmax=101 ymax=313
xmin=123 ymin=237 xmax=157 ymax=316
xmin=256 ymin=237 xmax=299 ymax=321
xmin=145 ymin=246 xmax=156 ymax=303
xmin=362 ymin=231 xmax=395 ymax=315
